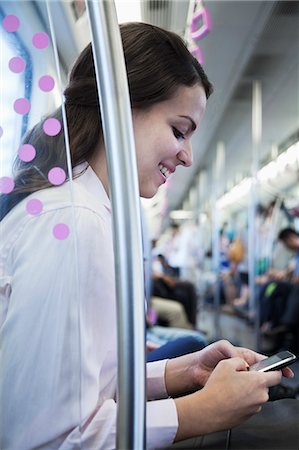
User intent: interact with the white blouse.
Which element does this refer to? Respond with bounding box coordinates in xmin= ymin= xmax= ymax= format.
xmin=0 ymin=165 xmax=178 ymax=449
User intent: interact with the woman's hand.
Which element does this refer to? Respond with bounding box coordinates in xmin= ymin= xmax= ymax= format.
xmin=189 ymin=339 xmax=264 ymax=387
xmin=165 ymin=339 xmax=293 ymax=397
xmin=146 ymin=341 xmax=160 ymax=352
xmin=174 ymin=356 xmax=282 ymax=442
xmin=192 ymin=340 xmax=294 ymax=386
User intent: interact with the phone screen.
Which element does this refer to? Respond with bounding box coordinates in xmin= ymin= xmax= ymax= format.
xmin=250 ymin=351 xmax=297 ymax=372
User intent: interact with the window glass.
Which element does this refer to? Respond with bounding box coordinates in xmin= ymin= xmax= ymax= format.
xmin=0 ymin=6 xmax=84 ymax=448
xmin=0 ymin=17 xmax=31 ymax=177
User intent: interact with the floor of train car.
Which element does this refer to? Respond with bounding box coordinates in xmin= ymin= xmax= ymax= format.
xmin=197 ymin=304 xmax=299 ymax=396
xmin=197 ymin=304 xmax=255 ymax=349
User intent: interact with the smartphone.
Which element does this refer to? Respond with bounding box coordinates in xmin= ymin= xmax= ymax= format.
xmin=249 ymin=351 xmax=297 ymax=372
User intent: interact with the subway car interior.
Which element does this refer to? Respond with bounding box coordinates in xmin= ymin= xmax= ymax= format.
xmin=0 ymin=0 xmax=299 ymax=449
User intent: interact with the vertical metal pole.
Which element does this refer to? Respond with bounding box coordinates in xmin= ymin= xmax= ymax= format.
xmin=213 ymin=141 xmax=225 ymax=340
xmin=189 ymin=185 xmax=197 ymax=213
xmin=249 ymin=80 xmax=262 ymax=350
xmin=86 ymin=2 xmax=146 ymax=449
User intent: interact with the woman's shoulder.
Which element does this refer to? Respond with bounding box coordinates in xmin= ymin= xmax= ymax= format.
xmin=0 ymin=180 xmax=109 ymax=250
xmin=0 ymin=164 xmax=111 ymax=254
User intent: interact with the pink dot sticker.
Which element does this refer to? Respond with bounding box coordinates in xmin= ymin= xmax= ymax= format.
xmin=14 ymin=98 xmax=31 ymax=115
xmin=48 ymin=167 xmax=66 ymax=186
xmin=2 ymin=15 xmax=20 ymax=32
xmin=0 ymin=176 xmax=15 ymax=194
xmin=9 ymin=56 xmax=26 ymax=73
xmin=53 ymin=223 xmax=69 ymax=240
xmin=38 ymin=75 xmax=55 ymax=92
xmin=0 ymin=126 xmax=3 ymax=138
xmin=43 ymin=118 xmax=61 ymax=136
xmin=18 ymin=144 xmax=36 ymax=162
xmin=26 ymin=198 xmax=43 ymax=215
xmin=32 ymin=32 xmax=49 ymax=49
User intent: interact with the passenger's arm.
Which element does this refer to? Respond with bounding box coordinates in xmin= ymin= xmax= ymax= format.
xmin=173 ymin=357 xmax=282 ymax=441
xmin=164 ymin=339 xmax=293 ymax=397
xmin=162 ymin=340 xmax=293 ymax=442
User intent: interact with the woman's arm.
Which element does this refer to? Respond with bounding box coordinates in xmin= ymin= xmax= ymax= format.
xmin=162 ymin=340 xmax=294 ymax=441
xmin=164 ymin=339 xmax=293 ymax=396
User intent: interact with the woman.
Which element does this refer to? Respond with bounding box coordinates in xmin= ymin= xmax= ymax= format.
xmin=0 ymin=23 xmax=292 ymax=449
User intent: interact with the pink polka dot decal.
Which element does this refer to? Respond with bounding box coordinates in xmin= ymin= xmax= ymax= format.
xmin=2 ymin=15 xmax=20 ymax=32
xmin=48 ymin=167 xmax=66 ymax=186
xmin=0 ymin=126 xmax=3 ymax=138
xmin=32 ymin=32 xmax=49 ymax=49
xmin=18 ymin=144 xmax=36 ymax=162
xmin=9 ymin=56 xmax=26 ymax=73
xmin=53 ymin=223 xmax=69 ymax=240
xmin=14 ymin=98 xmax=31 ymax=115
xmin=43 ymin=118 xmax=61 ymax=136
xmin=0 ymin=177 xmax=15 ymax=194
xmin=26 ymin=198 xmax=43 ymax=215
xmin=38 ymin=75 xmax=55 ymax=92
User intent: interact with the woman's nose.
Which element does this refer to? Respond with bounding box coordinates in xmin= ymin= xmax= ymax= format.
xmin=177 ymin=142 xmax=193 ymax=167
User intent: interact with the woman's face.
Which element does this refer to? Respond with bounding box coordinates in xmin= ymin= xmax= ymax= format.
xmin=132 ymin=84 xmax=207 ymax=198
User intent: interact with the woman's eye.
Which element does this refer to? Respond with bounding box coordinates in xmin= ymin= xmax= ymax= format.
xmin=172 ymin=127 xmax=185 ymax=140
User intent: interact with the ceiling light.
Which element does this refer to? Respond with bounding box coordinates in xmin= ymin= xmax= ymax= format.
xmin=114 ymin=0 xmax=141 ymax=23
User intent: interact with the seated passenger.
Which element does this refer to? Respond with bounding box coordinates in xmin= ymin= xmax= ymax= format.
xmin=259 ymin=227 xmax=299 ymax=353
xmin=152 ymin=252 xmax=198 ymax=327
xmin=0 ymin=22 xmax=296 ymax=450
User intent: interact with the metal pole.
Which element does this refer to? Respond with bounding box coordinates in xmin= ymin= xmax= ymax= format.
xmin=248 ymin=80 xmax=262 ymax=351
xmin=212 ymin=141 xmax=225 ymax=340
xmin=86 ymin=2 xmax=146 ymax=449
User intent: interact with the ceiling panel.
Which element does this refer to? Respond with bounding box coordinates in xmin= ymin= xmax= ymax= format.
xmin=162 ymin=0 xmax=298 ymax=213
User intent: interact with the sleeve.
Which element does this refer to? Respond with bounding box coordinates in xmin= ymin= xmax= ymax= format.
xmin=59 ymin=397 xmax=178 ymax=450
xmin=147 ymin=359 xmax=169 ymax=399
xmin=146 ymin=360 xmax=178 ymax=448
xmin=147 ymin=398 xmax=178 ymax=449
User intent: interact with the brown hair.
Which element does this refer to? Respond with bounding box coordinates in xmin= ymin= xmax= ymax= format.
xmin=278 ymin=227 xmax=299 ymax=242
xmin=1 ymin=22 xmax=212 ymax=220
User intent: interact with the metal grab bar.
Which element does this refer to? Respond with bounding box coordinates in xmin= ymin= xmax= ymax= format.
xmin=86 ymin=1 xmax=146 ymax=449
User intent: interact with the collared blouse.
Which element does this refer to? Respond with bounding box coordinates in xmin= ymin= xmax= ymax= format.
xmin=0 ymin=164 xmax=178 ymax=449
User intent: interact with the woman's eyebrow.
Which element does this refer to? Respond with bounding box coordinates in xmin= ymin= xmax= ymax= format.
xmin=178 ymin=115 xmax=196 ymax=131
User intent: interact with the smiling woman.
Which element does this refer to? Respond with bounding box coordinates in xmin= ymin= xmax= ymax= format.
xmin=0 ymin=21 xmax=213 ymax=450
xmin=1 ymin=14 xmax=299 ymax=450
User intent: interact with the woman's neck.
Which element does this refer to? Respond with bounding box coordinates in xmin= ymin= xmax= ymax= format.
xmin=88 ymin=146 xmax=110 ymax=197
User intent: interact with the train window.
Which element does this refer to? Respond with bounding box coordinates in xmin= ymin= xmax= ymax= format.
xmin=0 ymin=6 xmax=84 ymax=445
xmin=0 ymin=9 xmax=32 ymax=177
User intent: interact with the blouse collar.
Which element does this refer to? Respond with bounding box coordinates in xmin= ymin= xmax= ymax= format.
xmin=74 ymin=163 xmax=111 ymax=213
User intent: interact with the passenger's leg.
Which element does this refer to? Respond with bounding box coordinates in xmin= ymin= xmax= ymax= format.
xmin=260 ymin=281 xmax=292 ymax=329
xmin=147 ymin=335 xmax=206 ymax=362
xmin=151 ymin=297 xmax=193 ymax=329
xmin=281 ymin=284 xmax=299 ymax=327
xmin=172 ymin=281 xmax=198 ymax=327
xmin=276 ymin=284 xmax=299 ymax=353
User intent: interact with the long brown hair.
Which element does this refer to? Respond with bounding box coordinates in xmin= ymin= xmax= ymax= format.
xmin=0 ymin=22 xmax=212 ymax=220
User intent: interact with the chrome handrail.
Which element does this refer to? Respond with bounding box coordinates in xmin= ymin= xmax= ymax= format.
xmin=86 ymin=1 xmax=146 ymax=449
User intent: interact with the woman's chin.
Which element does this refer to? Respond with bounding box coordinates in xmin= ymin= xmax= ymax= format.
xmin=140 ymin=185 xmax=159 ymax=199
